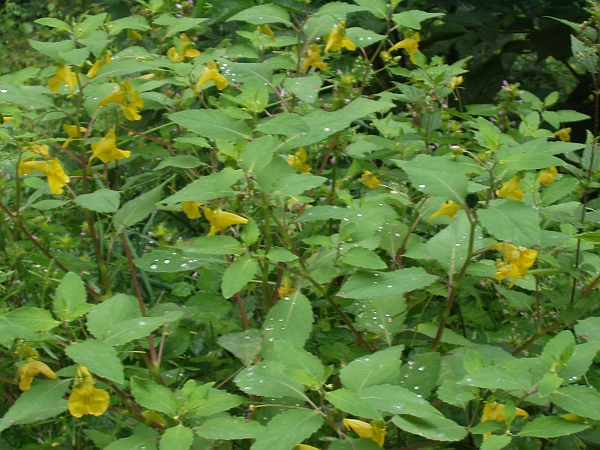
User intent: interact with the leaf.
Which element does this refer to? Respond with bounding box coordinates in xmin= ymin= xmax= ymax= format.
xmin=325 ymin=388 xmax=382 ymax=420
xmin=403 ymin=167 xmax=468 ymax=202
xmin=169 ymin=110 xmax=252 ymax=143
xmin=234 ymin=360 xmax=308 ymax=400
xmin=74 ymin=189 xmax=121 ymax=213
xmin=262 ymin=292 xmax=313 ymax=347
xmin=458 ymin=366 xmax=530 ymax=393
xmin=228 ymin=4 xmax=292 ymax=26
xmin=94 ymin=59 xmax=151 ymax=79
xmin=575 ymin=316 xmax=600 ymax=342
xmin=346 ymin=28 xmax=386 ymax=47
xmin=497 ymin=152 xmax=565 ymax=172
xmin=195 ymin=416 xmax=264 ymax=440
xmin=273 ymin=340 xmax=325 ymax=387
xmin=256 ymin=113 xmax=311 ymax=135
xmin=416 ymin=323 xmax=474 ymax=347
xmin=518 ymin=416 xmax=590 ymax=438
xmin=108 ymin=15 xmax=150 ymax=34
xmin=190 ymin=392 xmax=246 ymax=416
xmin=551 ymin=385 xmax=600 ymax=420
xmin=283 ymin=76 xmax=322 ymax=105
xmin=398 ymin=353 xmax=441 ymax=399
xmin=338 ymin=268 xmax=438 ymax=300
xmin=478 ymin=200 xmax=541 ymax=247
xmin=555 ymin=110 xmax=590 ymax=123
xmin=86 ymin=294 xmax=139 ymax=340
xmin=560 ymin=341 xmax=600 ymax=383
xmin=272 ymin=173 xmax=327 ymax=197
xmin=392 ymin=414 xmax=467 ymax=442
xmin=103 ymin=316 xmax=171 ymax=346
xmin=134 ymin=250 xmax=223 ymax=273
xmin=218 ymin=329 xmax=263 ymax=366
xmin=159 ymin=426 xmax=193 ymax=450
xmin=340 ymin=247 xmax=387 ymax=270
xmin=359 ymin=384 xmax=440 ymax=418
xmin=4 ymin=307 xmax=59 ymax=332
xmin=480 ymin=435 xmax=512 ymax=450
xmin=252 ymin=409 xmax=324 ymax=450
xmin=35 ymin=18 xmax=71 ymax=32
xmin=105 ymin=427 xmax=159 ymax=450
xmin=30 ymin=200 xmax=69 ymax=210
xmin=266 ymin=247 xmax=298 ymax=262
xmin=340 ymin=346 xmax=403 ymax=392
xmin=540 ymin=330 xmax=575 ymax=368
xmin=178 ymin=235 xmax=244 ymax=255
xmin=65 ymin=339 xmax=125 ymax=384
xmin=131 ymin=377 xmax=180 ymax=417
xmin=112 ymin=184 xmax=163 ymax=234
xmin=392 ymin=10 xmax=444 ymax=29
xmin=221 ymin=255 xmax=259 ymax=299
xmin=240 ymin=136 xmax=275 ymax=173
xmin=0 ymin=85 xmax=56 ymax=109
xmin=353 ymin=0 xmax=387 ymax=19
xmin=53 ymin=272 xmax=92 ymax=322
xmin=155 ymin=156 xmax=204 ymax=170
xmin=153 ymin=14 xmax=207 ymax=37
xmin=354 ymin=297 xmax=406 ymax=345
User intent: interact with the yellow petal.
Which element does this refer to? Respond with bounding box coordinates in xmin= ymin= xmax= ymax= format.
xmin=29 ymin=144 xmax=51 ymax=158
xmin=18 ymin=357 xmax=58 ymax=391
xmin=203 ymin=207 xmax=248 ymax=236
xmin=343 ymin=418 xmax=375 ymax=439
xmin=538 ymin=166 xmax=558 ymax=186
xmin=390 ymin=33 xmax=421 ymax=64
xmin=182 ymin=201 xmax=201 ymax=219
xmin=428 ymin=200 xmax=461 ymax=223
xmin=46 ymin=158 xmax=70 ymax=194
xmin=496 ymin=176 xmax=524 ymax=200
xmin=89 ymin=129 xmax=131 ymax=164
xmin=68 ymin=385 xmax=110 ymax=417
xmin=258 ymin=24 xmax=275 ymax=40
xmin=324 ymin=22 xmax=355 ymax=53
xmin=553 ymin=127 xmax=571 ymax=142
xmin=360 ymin=170 xmax=380 ymax=189
xmin=302 ymin=44 xmax=327 ymax=73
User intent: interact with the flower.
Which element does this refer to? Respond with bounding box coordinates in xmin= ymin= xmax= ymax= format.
xmin=390 ymin=33 xmax=421 ymax=64
xmin=492 ymin=242 xmax=538 ymax=288
xmin=87 ymin=54 xmax=111 ymax=78
xmin=554 ymin=127 xmax=572 ymax=142
xmin=48 ymin=64 xmax=77 ymax=93
xmin=18 ymin=357 xmax=58 ymax=391
xmin=167 ymin=33 xmax=201 ymax=63
xmin=182 ymin=201 xmax=201 ymax=219
xmin=481 ymin=401 xmax=529 ymax=439
xmin=89 ymin=129 xmax=131 ymax=164
xmin=278 ymin=278 xmax=296 ymax=299
xmin=63 ymin=124 xmax=87 ymax=147
xmin=257 ymin=24 xmax=275 ymax=40
xmin=100 ymin=80 xmax=144 ymax=121
xmin=68 ymin=366 xmax=110 ymax=418
xmin=295 ymin=445 xmax=320 ymax=450
xmin=360 ymin=170 xmax=380 ymax=189
xmin=496 ymin=176 xmax=524 ymax=201
xmin=302 ymin=44 xmax=327 ymax=73
xmin=428 ymin=201 xmax=461 ymax=223
xmin=343 ymin=419 xmax=386 ymax=447
xmin=18 ymin=157 xmax=70 ymax=195
xmin=29 ymin=144 xmax=51 ymax=158
xmin=324 ymin=22 xmax=356 ymax=54
xmin=287 ymin=148 xmax=311 ymax=173
xmin=195 ymin=60 xmax=228 ymax=93
xmin=142 ymin=410 xmax=168 ymax=427
xmin=203 ymin=207 xmax=248 ymax=236
xmin=449 ymin=76 xmax=463 ymax=89
xmin=538 ymin=166 xmax=558 ymax=186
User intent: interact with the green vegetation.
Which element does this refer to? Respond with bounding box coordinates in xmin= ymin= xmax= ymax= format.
xmin=2 ymin=1 xmax=600 ymax=449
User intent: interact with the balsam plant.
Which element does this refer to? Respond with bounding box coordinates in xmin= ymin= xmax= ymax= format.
xmin=2 ymin=0 xmax=600 ymax=449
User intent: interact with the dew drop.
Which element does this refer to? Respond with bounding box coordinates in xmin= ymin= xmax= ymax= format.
xmin=419 ymin=184 xmax=426 ymax=188
xmin=164 ymin=259 xmax=170 ymax=264
xmin=150 ymin=264 xmax=158 ymax=269
xmin=324 ymin=127 xmax=331 ymax=131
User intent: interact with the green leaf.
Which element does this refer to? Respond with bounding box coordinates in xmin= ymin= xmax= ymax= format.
xmin=359 ymin=384 xmax=440 ymax=418
xmin=316 ymin=2 xmax=366 ymax=20
xmin=252 ymin=409 xmax=323 ymax=450
xmin=339 ymin=268 xmax=437 ymax=300
xmin=354 ymin=297 xmax=406 ymax=345
xmin=392 ymin=414 xmax=467 ymax=442
xmin=153 ymin=14 xmax=206 ymax=37
xmin=94 ymin=59 xmax=151 ymax=79
xmin=108 ymin=15 xmax=150 ymax=34
xmin=35 ymin=18 xmax=71 ymax=32
xmin=256 ymin=113 xmax=311 ymax=135
xmin=518 ymin=416 xmax=590 ymax=438
xmin=325 ymin=388 xmax=382 ymax=420
xmin=340 ymin=247 xmax=387 ymax=270
xmin=105 ymin=426 xmax=159 ymax=450
xmin=131 ymin=377 xmax=180 ymax=417
xmin=497 ymin=152 xmax=565 ymax=172
xmin=221 ymin=255 xmax=259 ymax=298
xmin=262 ymin=292 xmax=313 ymax=347
xmin=479 ymin=435 xmax=512 ymax=450
xmin=240 ymin=136 xmax=275 ymax=173
xmin=560 ymin=341 xmax=600 ymax=383
xmin=403 ymin=167 xmax=468 ymax=202
xmin=398 ymin=353 xmax=441 ymax=399
xmin=169 ymin=110 xmax=252 ymax=143
xmin=74 ymin=189 xmax=121 ymax=213
xmin=234 ymin=360 xmax=308 ymax=400
xmin=0 ymin=380 xmax=70 ymax=433
xmin=283 ymin=75 xmax=322 ymax=104
xmin=346 ymin=28 xmax=386 ymax=47
xmin=30 ymin=199 xmax=69 ymax=211
xmin=540 ymin=330 xmax=575 ymax=369
xmin=65 ymin=339 xmax=124 ymax=384
xmin=4 ymin=307 xmax=59 ymax=332
xmin=392 ymin=10 xmax=444 ymax=29
xmin=112 ymin=184 xmax=163 ymax=234
xmin=416 ymin=323 xmax=475 ymax=347
xmin=85 ymin=294 xmax=139 ymax=339
xmin=538 ymin=372 xmax=563 ymax=397
xmin=155 ymin=156 xmax=204 ymax=170
xmin=458 ymin=366 xmax=530 ymax=393
xmin=478 ymin=200 xmax=541 ymax=247
xmin=195 ymin=416 xmax=264 ymax=440
xmin=134 ymin=250 xmax=223 ymax=273
xmin=179 ymin=235 xmax=244 ymax=255
xmin=273 ymin=340 xmax=325 ymax=387
xmin=0 ymin=85 xmax=56 ymax=109
xmin=218 ymin=329 xmax=263 ymax=366
xmin=159 ymin=426 xmax=193 ymax=450
xmin=29 ymin=39 xmax=75 ymax=62
xmin=575 ymin=316 xmax=600 ymax=342
xmin=551 ymin=385 xmax=600 ymax=420
xmin=340 ymin=346 xmax=403 ymax=392
xmin=53 ymin=272 xmax=92 ymax=322
xmin=228 ymin=4 xmax=292 ymax=26
xmin=190 ymin=391 xmax=246 ymax=416
xmin=103 ymin=316 xmax=173 ymax=346
xmin=266 ymin=247 xmax=298 ymax=262
xmin=353 ymin=0 xmax=387 ymax=19
xmin=555 ymin=110 xmax=590 ymax=123
xmin=161 ymin=168 xmax=245 ymax=205
xmin=74 ymin=13 xmax=107 ymax=39
xmin=272 ymin=173 xmax=327 ymax=197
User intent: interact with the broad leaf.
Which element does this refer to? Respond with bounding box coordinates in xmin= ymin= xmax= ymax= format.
xmin=131 ymin=377 xmax=179 ymax=417
xmin=65 ymin=339 xmax=124 ymax=384
xmin=252 ymin=409 xmax=323 ymax=450
xmin=340 ymin=346 xmax=403 ymax=392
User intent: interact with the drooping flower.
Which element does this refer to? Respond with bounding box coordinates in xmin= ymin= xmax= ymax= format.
xmin=18 ymin=356 xmax=58 ymax=391
xmin=182 ymin=201 xmax=201 ymax=219
xmin=89 ymin=129 xmax=131 ymax=164
xmin=343 ymin=419 xmax=386 ymax=447
xmin=68 ymin=366 xmax=110 ymax=418
xmin=491 ymin=242 xmax=538 ymax=288
xmin=302 ymin=44 xmax=327 ymax=73
xmin=287 ymin=148 xmax=311 ymax=173
xmin=481 ymin=401 xmax=529 ymax=439
xmin=63 ymin=124 xmax=87 ymax=147
xmin=324 ymin=22 xmax=356 ymax=54
xmin=48 ymin=64 xmax=78 ymax=93
xmin=390 ymin=33 xmax=421 ymax=64
xmin=87 ymin=54 xmax=111 ymax=78
xmin=538 ymin=166 xmax=558 ymax=186
xmin=203 ymin=206 xmax=248 ymax=236
xmin=257 ymin=24 xmax=275 ymax=40
xmin=496 ymin=176 xmax=524 ymax=201
xmin=449 ymin=76 xmax=464 ymax=90
xmin=167 ymin=33 xmax=201 ymax=63
xmin=554 ymin=127 xmax=572 ymax=142
xmin=18 ymin=157 xmax=70 ymax=195
xmin=360 ymin=170 xmax=380 ymax=189
xmin=194 ymin=60 xmax=228 ymax=94
xmin=28 ymin=144 xmax=51 ymax=158
xmin=100 ymin=80 xmax=144 ymax=121
xmin=278 ymin=278 xmax=297 ymax=299
xmin=428 ymin=201 xmax=462 ymax=223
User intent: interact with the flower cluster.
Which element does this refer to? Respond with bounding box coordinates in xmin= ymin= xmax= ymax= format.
xmin=492 ymin=242 xmax=538 ymax=288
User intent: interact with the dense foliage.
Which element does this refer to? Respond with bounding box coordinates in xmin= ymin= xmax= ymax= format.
xmin=2 ymin=0 xmax=600 ymax=449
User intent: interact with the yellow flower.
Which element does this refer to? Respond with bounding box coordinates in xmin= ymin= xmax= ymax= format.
xmin=63 ymin=124 xmax=87 ymax=147
xmin=87 ymin=54 xmax=111 ymax=78
xmin=18 ymin=157 xmax=70 ymax=195
xmin=302 ymin=44 xmax=327 ymax=73
xmin=89 ymin=129 xmax=131 ymax=164
xmin=491 ymin=242 xmax=538 ymax=288
xmin=554 ymin=127 xmax=572 ymax=142
xmin=167 ymin=33 xmax=201 ymax=63
xmin=278 ymin=278 xmax=297 ymax=299
xmin=295 ymin=445 xmax=320 ymax=450
xmin=324 ymin=22 xmax=356 ymax=54
xmin=99 ymin=80 xmax=144 ymax=121
xmin=29 ymin=144 xmax=51 ymax=158
xmin=142 ymin=410 xmax=168 ymax=427
xmin=195 ymin=60 xmax=228 ymax=94
xmin=1 ymin=115 xmax=13 ymax=124
xmin=182 ymin=201 xmax=201 ymax=219
xmin=538 ymin=166 xmax=558 ymax=186
xmin=287 ymin=148 xmax=311 ymax=173
xmin=449 ymin=76 xmax=463 ymax=89
xmin=257 ymin=24 xmax=275 ymax=40
xmin=343 ymin=419 xmax=386 ymax=447
xmin=481 ymin=402 xmax=529 ymax=439
xmin=496 ymin=176 xmax=524 ymax=201
xmin=561 ymin=413 xmax=588 ymax=423
xmin=390 ymin=33 xmax=421 ymax=64
xmin=428 ymin=200 xmax=462 ymax=223
xmin=203 ymin=206 xmax=248 ymax=236
xmin=48 ymin=64 xmax=77 ymax=93
xmin=360 ymin=170 xmax=380 ymax=189
xmin=18 ymin=357 xmax=58 ymax=391
xmin=68 ymin=366 xmax=110 ymax=418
